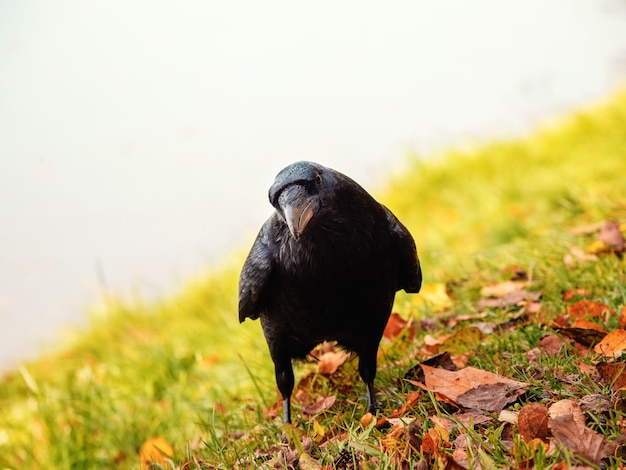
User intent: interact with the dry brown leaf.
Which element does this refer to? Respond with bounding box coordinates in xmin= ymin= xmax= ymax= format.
xmin=548 ymin=399 xmax=585 ymax=426
xmin=598 ymin=220 xmax=625 ymax=252
xmin=409 ymin=365 xmax=528 ymax=411
xmin=457 ymin=382 xmax=525 ymax=412
xmin=390 ymin=390 xmax=422 ymax=418
xmin=594 ymin=329 xmax=626 ymax=357
xmin=478 ymin=289 xmax=541 ymax=310
xmin=539 ymin=334 xmax=566 ymax=356
xmin=556 ymin=326 xmax=607 ymax=346
xmin=430 ymin=411 xmax=492 ymax=432
xmin=301 ymin=395 xmax=336 ymax=416
xmin=597 ymin=361 xmax=626 ymax=391
xmin=567 ymin=300 xmax=615 ymax=320
xmin=139 ymin=437 xmax=174 ymax=469
xmin=579 ymin=394 xmax=612 ymax=414
xmin=517 ymin=403 xmax=549 ymax=442
xmin=404 ymin=352 xmax=456 ymax=383
xmin=317 ymin=350 xmax=349 ymax=375
xmin=549 ymin=410 xmax=616 ymax=465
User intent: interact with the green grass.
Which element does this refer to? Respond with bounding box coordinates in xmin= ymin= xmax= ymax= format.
xmin=1 ymin=89 xmax=626 ymax=469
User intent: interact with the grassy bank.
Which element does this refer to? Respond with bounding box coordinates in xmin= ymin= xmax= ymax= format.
xmin=1 ymin=89 xmax=626 ymax=469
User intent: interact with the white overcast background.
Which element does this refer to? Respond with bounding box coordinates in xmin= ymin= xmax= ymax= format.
xmin=1 ymin=0 xmax=625 ymax=369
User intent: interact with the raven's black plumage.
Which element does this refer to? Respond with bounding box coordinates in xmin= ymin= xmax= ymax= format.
xmin=239 ymin=161 xmax=421 ymax=424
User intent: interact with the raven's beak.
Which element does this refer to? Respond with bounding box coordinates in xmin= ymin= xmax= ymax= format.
xmin=279 ymin=186 xmax=318 ymax=240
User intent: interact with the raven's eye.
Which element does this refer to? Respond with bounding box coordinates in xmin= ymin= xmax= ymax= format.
xmin=315 ymin=174 xmax=323 ymax=186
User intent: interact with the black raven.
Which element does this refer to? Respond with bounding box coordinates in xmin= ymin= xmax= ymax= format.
xmin=239 ymin=161 xmax=421 ymax=424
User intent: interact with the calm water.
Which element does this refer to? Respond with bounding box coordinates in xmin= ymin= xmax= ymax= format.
xmin=1 ymin=0 xmax=626 ymax=370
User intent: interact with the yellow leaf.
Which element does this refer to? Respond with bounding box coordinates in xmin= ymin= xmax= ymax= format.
xmin=406 ymin=282 xmax=453 ymax=311
xmin=594 ymin=330 xmax=626 ymax=358
xmin=139 ymin=436 xmax=173 ymax=469
xmin=480 ymin=281 xmax=529 ymax=298
xmin=299 ymin=451 xmax=323 ymax=470
xmin=312 ymin=419 xmax=326 ymax=443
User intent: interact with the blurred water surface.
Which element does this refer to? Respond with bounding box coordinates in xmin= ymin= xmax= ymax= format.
xmin=1 ymin=0 xmax=626 ymax=369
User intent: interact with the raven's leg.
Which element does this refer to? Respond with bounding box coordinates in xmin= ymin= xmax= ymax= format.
xmin=358 ymin=350 xmax=378 ymax=414
xmin=274 ymin=357 xmax=295 ymax=424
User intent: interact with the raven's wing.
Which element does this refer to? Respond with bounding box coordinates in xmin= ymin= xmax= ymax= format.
xmin=384 ymin=206 xmax=422 ymax=293
xmin=238 ymin=220 xmax=274 ymax=323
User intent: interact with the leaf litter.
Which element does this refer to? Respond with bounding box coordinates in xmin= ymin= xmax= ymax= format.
xmin=220 ymin=223 xmax=626 ymax=468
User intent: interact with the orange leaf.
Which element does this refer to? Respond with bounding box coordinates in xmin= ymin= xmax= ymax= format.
xmin=548 ymin=402 xmax=616 ymax=464
xmin=139 ymin=437 xmax=173 ymax=469
xmin=410 ymin=365 xmax=528 ymax=412
xmin=594 ymin=330 xmax=626 ymax=357
xmin=567 ymin=300 xmax=615 ymax=320
xmin=383 ymin=312 xmax=413 ymax=340
xmin=597 ymin=361 xmax=626 ymax=391
xmin=317 ymin=350 xmax=349 ymax=375
xmin=571 ymin=319 xmax=607 ymax=333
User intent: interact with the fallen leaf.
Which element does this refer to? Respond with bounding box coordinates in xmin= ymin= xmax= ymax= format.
xmin=299 ymin=451 xmax=322 ymax=470
xmin=390 ymin=390 xmax=422 ymax=418
xmin=139 ymin=437 xmax=174 ymax=469
xmin=549 ymin=408 xmax=616 ymax=465
xmin=539 ymin=334 xmax=566 ymax=356
xmin=480 ymin=281 xmax=530 ymax=298
xmin=360 ymin=412 xmax=374 ymax=428
xmin=478 ymin=289 xmax=541 ymax=310
xmin=317 ymin=350 xmax=349 ymax=375
xmin=556 ymin=326 xmax=607 ymax=346
xmin=456 ymin=382 xmax=525 ymax=413
xmin=571 ymin=319 xmax=607 ymax=333
xmin=598 ymin=220 xmax=625 ymax=252
xmin=594 ymin=330 xmax=626 ymax=357
xmin=410 ymin=282 xmax=454 ymax=311
xmin=383 ymin=312 xmax=409 ymax=340
xmin=567 ymin=300 xmax=615 ymax=320
xmin=517 ymin=403 xmax=549 ymax=442
xmin=409 ymin=365 xmax=528 ymax=411
xmin=579 ymin=394 xmax=612 ymax=414
xmin=301 ymin=395 xmax=336 ymax=416
xmin=439 ymin=327 xmax=485 ymax=355
xmin=404 ymin=352 xmax=456 ymax=383
xmin=562 ymin=288 xmax=592 ymax=302
xmin=265 ymin=444 xmax=299 ymax=469
xmin=498 ymin=409 xmax=518 ymax=425
xmin=430 ymin=411 xmax=492 ymax=431
xmin=406 ymin=419 xmax=423 ymax=451
xmin=597 ymin=361 xmax=626 ymax=391
xmin=312 ymin=419 xmax=327 ymax=443
xmin=548 ymin=399 xmax=585 ymax=426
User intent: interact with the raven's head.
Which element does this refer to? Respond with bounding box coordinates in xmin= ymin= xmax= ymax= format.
xmin=268 ymin=161 xmax=331 ymax=240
